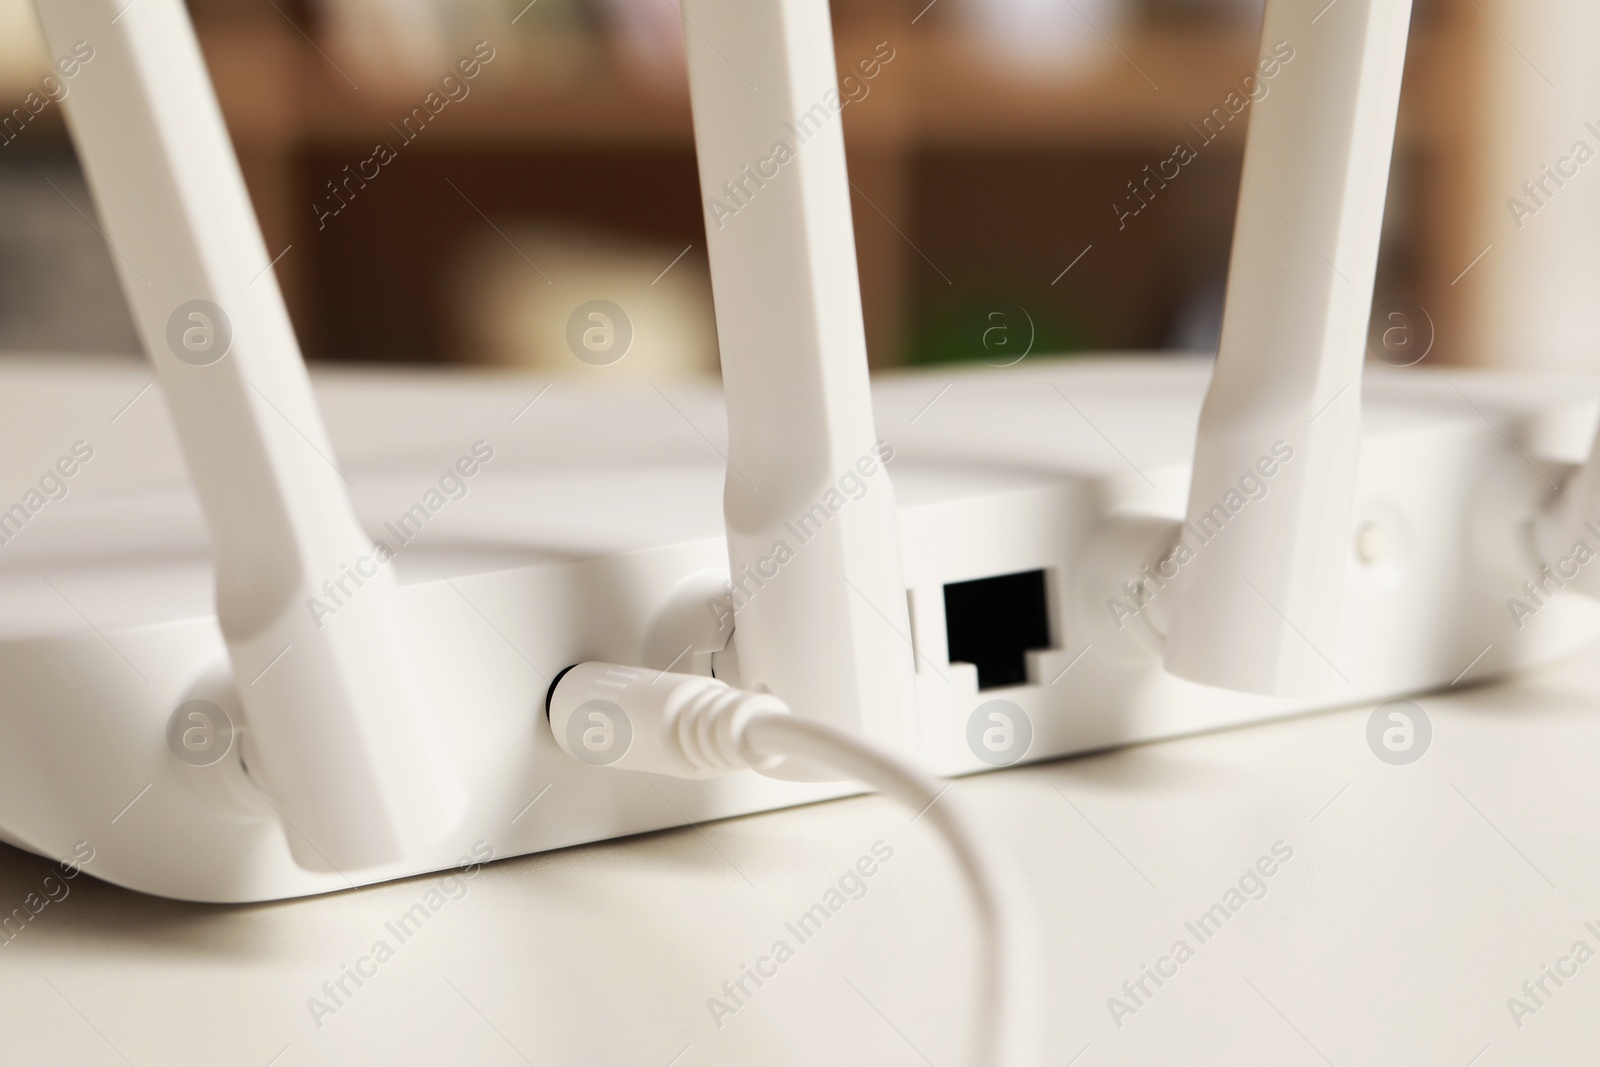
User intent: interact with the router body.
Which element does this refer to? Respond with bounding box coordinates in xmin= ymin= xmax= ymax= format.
xmin=0 ymin=354 xmax=1590 ymax=902
xmin=20 ymin=0 xmax=1594 ymax=910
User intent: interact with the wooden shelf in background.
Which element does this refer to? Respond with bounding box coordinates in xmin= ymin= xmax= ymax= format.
xmin=199 ymin=25 xmax=1464 ymax=152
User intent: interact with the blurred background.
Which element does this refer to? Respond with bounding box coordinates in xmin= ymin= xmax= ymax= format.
xmin=0 ymin=0 xmax=1595 ymax=377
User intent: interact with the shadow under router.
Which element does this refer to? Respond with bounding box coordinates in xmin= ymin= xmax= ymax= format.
xmin=0 ymin=354 xmax=1592 ymax=901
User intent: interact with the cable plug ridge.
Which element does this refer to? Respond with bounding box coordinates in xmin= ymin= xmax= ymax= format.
xmin=548 ymin=661 xmax=788 ymax=779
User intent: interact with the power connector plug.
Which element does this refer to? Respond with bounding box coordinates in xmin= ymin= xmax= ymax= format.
xmin=546 ymin=661 xmax=789 ymax=778
xmin=545 ymin=660 xmax=1041 ymax=1067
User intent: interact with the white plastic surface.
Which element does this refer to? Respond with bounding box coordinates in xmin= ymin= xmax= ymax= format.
xmin=31 ymin=0 xmax=466 ymax=872
xmin=1164 ymin=0 xmax=1414 ymax=696
xmin=681 ymin=0 xmax=918 ymax=749
xmin=0 ymin=355 xmax=1593 ymax=901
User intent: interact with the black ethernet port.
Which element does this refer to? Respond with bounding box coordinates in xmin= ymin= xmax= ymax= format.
xmin=942 ymin=569 xmax=1053 ymax=690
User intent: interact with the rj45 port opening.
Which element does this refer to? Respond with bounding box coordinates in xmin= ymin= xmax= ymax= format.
xmin=943 ymin=569 xmax=1053 ymax=690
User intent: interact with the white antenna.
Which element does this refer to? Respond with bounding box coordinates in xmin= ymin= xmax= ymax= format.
xmin=1162 ymin=0 xmax=1415 ymax=695
xmin=680 ymin=0 xmax=918 ymax=743
xmin=33 ymin=0 xmax=465 ymax=869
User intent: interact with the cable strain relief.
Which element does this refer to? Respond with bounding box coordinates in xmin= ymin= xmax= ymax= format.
xmin=674 ymin=683 xmax=789 ymax=775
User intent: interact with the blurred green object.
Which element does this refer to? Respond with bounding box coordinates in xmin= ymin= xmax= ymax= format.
xmin=908 ymin=294 xmax=1092 ymax=366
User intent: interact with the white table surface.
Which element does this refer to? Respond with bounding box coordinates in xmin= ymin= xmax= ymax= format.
xmin=4 ymin=651 xmax=1599 ymax=1066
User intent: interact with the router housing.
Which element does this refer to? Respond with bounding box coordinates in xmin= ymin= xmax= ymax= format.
xmin=0 ymin=353 xmax=1591 ymax=901
xmin=21 ymin=0 xmax=1596 ymax=908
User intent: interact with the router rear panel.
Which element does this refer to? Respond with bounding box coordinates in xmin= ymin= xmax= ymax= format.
xmin=0 ymin=355 xmax=1592 ymax=901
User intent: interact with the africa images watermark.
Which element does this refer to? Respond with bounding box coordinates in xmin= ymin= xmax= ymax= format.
xmin=306 ymin=439 xmax=496 ymax=628
xmin=705 ymin=839 xmax=896 ymax=1030
xmin=1505 ymin=119 xmax=1600 ymax=231
xmin=1105 ymin=440 xmax=1295 ymax=630
xmin=306 ymin=840 xmax=495 ymax=1028
xmin=1115 ymin=39 xmax=1296 ymax=230
xmin=1503 ymin=914 xmax=1600 ymax=1030
xmin=1504 ymin=517 xmax=1600 ymax=631
xmin=0 ymin=841 xmax=94 ymax=949
xmin=313 ymin=41 xmax=497 ymax=230
xmin=704 ymin=41 xmax=896 ymax=231
xmin=707 ymin=440 xmax=896 ymax=632
xmin=0 ymin=40 xmax=95 ymax=149
xmin=1106 ymin=840 xmax=1296 ymax=1028
xmin=0 ymin=440 xmax=97 ymax=548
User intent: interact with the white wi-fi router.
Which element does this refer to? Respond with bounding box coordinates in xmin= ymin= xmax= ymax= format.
xmin=10 ymin=0 xmax=1599 ymax=902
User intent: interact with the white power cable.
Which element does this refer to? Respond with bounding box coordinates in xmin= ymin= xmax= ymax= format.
xmin=548 ymin=661 xmax=1040 ymax=1067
